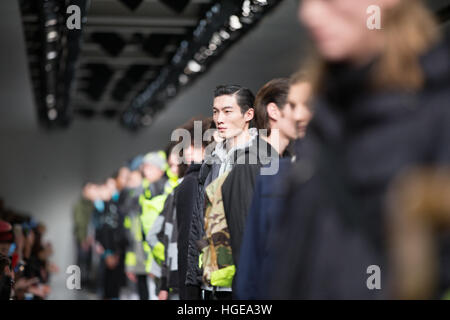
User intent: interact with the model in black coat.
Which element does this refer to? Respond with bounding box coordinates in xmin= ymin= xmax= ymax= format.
xmin=176 ymin=163 xmax=203 ymax=300
xmin=267 ymin=35 xmax=450 ymax=299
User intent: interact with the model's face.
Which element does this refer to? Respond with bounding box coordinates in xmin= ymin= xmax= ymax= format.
xmin=285 ymin=82 xmax=313 ymax=139
xmin=299 ymin=0 xmax=385 ymax=63
xmin=213 ymin=95 xmax=253 ymax=140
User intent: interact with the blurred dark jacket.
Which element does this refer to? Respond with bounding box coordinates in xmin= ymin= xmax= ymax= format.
xmin=185 ymin=163 xmax=211 ymax=296
xmin=267 ymin=36 xmax=450 ymax=299
xmin=234 ymin=158 xmax=292 ymax=300
xmin=176 ymin=163 xmax=202 ymax=299
xmin=95 ymin=199 xmax=128 ymax=256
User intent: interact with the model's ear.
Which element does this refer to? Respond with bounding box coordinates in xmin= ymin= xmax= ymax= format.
xmin=244 ymin=107 xmax=255 ymax=123
xmin=267 ymin=102 xmax=280 ymax=121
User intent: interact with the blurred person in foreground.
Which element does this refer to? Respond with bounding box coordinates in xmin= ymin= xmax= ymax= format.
xmin=266 ymin=0 xmax=450 ymax=299
xmin=235 ymin=72 xmax=313 ymax=299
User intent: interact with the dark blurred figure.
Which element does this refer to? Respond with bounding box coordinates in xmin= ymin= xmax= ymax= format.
xmin=235 ymin=72 xmax=313 ymax=299
xmin=223 ymin=77 xmax=313 ymax=286
xmin=174 ymin=117 xmax=214 ymax=300
xmin=73 ymin=183 xmax=95 ymax=287
xmin=0 ymin=220 xmax=14 ymax=257
xmin=94 ymin=181 xmax=128 ymax=300
xmin=267 ymin=0 xmax=450 ymax=299
xmin=0 ymin=253 xmax=13 ymax=300
xmin=122 ymin=168 xmax=149 ymax=300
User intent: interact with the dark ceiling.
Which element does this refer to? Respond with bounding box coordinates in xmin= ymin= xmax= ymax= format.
xmin=19 ymin=0 xmax=285 ymax=130
xmin=74 ymin=0 xmax=211 ymax=121
xmin=18 ymin=0 xmax=450 ymax=131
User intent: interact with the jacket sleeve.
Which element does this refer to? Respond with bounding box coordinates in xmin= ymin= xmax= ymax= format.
xmin=159 ymin=214 xmax=169 ymax=291
xmin=160 ymin=194 xmax=175 ymax=290
xmin=147 ymin=215 xmax=165 ymax=263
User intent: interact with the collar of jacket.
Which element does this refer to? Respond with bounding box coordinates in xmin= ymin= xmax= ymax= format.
xmin=186 ymin=163 xmax=202 ymax=175
xmin=212 ymin=127 xmax=258 ymax=163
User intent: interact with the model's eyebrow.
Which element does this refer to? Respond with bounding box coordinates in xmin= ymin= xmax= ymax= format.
xmin=212 ymin=106 xmax=233 ymax=111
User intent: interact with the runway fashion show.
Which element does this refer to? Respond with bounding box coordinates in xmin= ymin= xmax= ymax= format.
xmin=1 ymin=0 xmax=450 ymax=306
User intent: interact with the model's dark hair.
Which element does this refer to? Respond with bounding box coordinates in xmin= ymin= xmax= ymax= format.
xmin=254 ymin=78 xmax=290 ymax=136
xmin=214 ymin=85 xmax=255 ymax=114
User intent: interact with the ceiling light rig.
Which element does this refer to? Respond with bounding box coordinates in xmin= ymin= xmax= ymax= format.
xmin=121 ymin=0 xmax=284 ymax=130
xmin=20 ymin=0 xmax=88 ymax=128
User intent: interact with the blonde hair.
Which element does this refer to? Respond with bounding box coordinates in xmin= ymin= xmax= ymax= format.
xmin=305 ymin=0 xmax=440 ymax=93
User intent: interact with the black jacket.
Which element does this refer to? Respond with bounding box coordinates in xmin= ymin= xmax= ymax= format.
xmin=176 ymin=163 xmax=202 ymax=299
xmin=267 ymin=36 xmax=450 ymax=299
xmin=221 ymin=137 xmax=279 ymax=269
xmin=95 ymin=200 xmax=128 ymax=256
xmin=184 ymin=163 xmax=211 ymax=294
xmin=156 ymin=191 xmax=179 ymax=292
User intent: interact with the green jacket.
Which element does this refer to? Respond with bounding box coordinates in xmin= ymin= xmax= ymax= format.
xmin=140 ymin=169 xmax=179 ymax=275
xmin=73 ymin=197 xmax=94 ymax=245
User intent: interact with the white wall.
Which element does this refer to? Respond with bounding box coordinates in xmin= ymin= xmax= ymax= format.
xmin=0 ymin=125 xmax=87 ymax=299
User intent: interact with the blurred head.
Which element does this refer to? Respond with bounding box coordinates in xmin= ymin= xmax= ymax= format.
xmin=116 ymin=167 xmax=130 ymax=191
xmin=0 ymin=254 xmax=11 ymax=277
xmin=0 ymin=253 xmax=12 ymax=287
xmin=0 ymin=244 xmax=10 ymax=258
xmin=255 ymin=77 xmax=313 ymax=141
xmin=141 ymin=151 xmax=167 ymax=183
xmin=89 ymin=184 xmax=100 ymax=201
xmin=254 ymin=78 xmax=290 ymax=138
xmin=0 ymin=221 xmax=13 ymax=256
xmin=288 ymin=72 xmax=313 ymax=139
xmin=126 ymin=171 xmax=142 ymax=189
xmin=299 ymin=0 xmax=387 ymax=64
xmin=213 ymin=85 xmax=255 ymax=140
xmin=177 ymin=117 xmax=213 ymax=164
xmin=168 ymin=152 xmax=180 ymax=177
xmin=82 ymin=183 xmax=96 ymax=201
xmin=106 ymin=178 xmax=117 ymax=194
xmin=300 ymin=0 xmax=439 ymax=90
xmin=98 ymin=184 xmax=112 ymax=201
xmin=141 ymin=164 xmax=164 ymax=183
